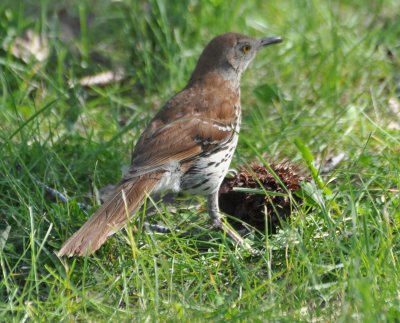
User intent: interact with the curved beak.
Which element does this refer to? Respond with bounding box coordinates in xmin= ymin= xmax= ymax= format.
xmin=259 ymin=36 xmax=283 ymax=48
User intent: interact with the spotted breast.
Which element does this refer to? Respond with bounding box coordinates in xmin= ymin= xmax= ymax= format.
xmin=180 ymin=103 xmax=241 ymax=195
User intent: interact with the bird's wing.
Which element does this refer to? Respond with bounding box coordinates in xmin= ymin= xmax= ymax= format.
xmin=125 ymin=117 xmax=234 ymax=178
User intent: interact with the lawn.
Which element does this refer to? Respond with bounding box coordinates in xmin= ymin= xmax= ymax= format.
xmin=1 ymin=0 xmax=400 ymax=321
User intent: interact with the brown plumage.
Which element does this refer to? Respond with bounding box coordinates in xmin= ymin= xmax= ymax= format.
xmin=58 ymin=32 xmax=282 ymax=257
xmin=58 ymin=175 xmax=161 ymax=256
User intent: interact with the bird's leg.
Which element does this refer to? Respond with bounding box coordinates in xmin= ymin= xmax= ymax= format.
xmin=207 ymin=192 xmax=252 ymax=249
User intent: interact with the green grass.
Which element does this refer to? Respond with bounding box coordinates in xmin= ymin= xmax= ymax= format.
xmin=1 ymin=0 xmax=400 ymax=321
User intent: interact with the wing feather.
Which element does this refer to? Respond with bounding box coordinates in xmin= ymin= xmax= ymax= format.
xmin=125 ymin=117 xmax=233 ymax=178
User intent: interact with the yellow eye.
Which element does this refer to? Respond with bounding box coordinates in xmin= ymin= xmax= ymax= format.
xmin=242 ymin=45 xmax=251 ymax=54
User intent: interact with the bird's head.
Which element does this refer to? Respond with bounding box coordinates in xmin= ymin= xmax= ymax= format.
xmin=190 ymin=32 xmax=282 ymax=84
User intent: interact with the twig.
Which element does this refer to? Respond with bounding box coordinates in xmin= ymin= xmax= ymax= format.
xmin=32 ymin=177 xmax=89 ymax=211
xmin=319 ymin=153 xmax=346 ymax=175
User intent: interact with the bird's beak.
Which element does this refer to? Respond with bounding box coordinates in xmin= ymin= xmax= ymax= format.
xmin=259 ymin=36 xmax=283 ymax=48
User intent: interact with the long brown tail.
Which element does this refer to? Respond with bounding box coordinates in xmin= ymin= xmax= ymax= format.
xmin=57 ymin=175 xmax=159 ymax=257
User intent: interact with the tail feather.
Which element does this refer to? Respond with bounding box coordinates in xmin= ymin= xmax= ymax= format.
xmin=57 ymin=175 xmax=159 ymax=257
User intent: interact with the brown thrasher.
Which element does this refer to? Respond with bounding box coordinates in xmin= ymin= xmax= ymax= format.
xmin=58 ymin=32 xmax=282 ymax=257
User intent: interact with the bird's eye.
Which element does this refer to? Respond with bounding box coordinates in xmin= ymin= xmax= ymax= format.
xmin=242 ymin=45 xmax=251 ymax=54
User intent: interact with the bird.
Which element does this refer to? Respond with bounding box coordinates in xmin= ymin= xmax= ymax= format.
xmin=58 ymin=32 xmax=283 ymax=257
